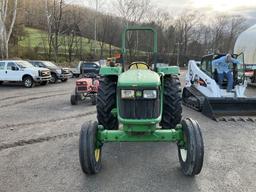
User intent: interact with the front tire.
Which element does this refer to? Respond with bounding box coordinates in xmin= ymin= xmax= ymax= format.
xmin=0 ymin=81 xmax=3 ymax=85
xmin=23 ymin=76 xmax=34 ymax=88
xmin=50 ymin=73 xmax=58 ymax=83
xmin=79 ymin=121 xmax=102 ymax=174
xmin=160 ymin=75 xmax=182 ymax=129
xmin=61 ymin=78 xmax=68 ymax=82
xmin=178 ymin=118 xmax=204 ymax=176
xmin=97 ymin=76 xmax=118 ymax=130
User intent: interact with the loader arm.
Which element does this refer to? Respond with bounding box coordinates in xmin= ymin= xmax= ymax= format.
xmin=185 ymin=60 xmax=221 ymax=97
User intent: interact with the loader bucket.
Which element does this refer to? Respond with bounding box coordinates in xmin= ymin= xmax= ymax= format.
xmin=202 ymin=97 xmax=256 ymax=121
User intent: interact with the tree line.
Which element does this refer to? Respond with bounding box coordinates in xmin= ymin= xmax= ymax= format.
xmin=0 ymin=0 xmax=248 ymax=65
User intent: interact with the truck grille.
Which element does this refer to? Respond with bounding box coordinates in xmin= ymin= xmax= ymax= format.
xmin=119 ymin=89 xmax=160 ymax=119
xmin=40 ymin=70 xmax=50 ymax=77
xmin=62 ymin=68 xmax=69 ymax=74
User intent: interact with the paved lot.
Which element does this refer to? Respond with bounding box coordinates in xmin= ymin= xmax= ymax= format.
xmin=0 ymin=73 xmax=256 ymax=192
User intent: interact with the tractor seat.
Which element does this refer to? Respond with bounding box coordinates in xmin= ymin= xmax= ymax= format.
xmin=128 ymin=62 xmax=150 ymax=70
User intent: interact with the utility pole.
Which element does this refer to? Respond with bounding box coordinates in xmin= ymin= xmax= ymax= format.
xmin=94 ymin=0 xmax=98 ymax=57
xmin=176 ymin=42 xmax=182 ymax=66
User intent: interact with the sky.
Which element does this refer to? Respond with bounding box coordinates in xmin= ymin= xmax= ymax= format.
xmin=66 ymin=0 xmax=256 ymax=24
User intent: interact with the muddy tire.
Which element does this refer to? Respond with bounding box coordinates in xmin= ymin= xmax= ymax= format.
xmin=70 ymin=94 xmax=78 ymax=105
xmin=160 ymin=75 xmax=182 ymax=129
xmin=23 ymin=76 xmax=34 ymax=88
xmin=178 ymin=118 xmax=204 ymax=176
xmin=79 ymin=121 xmax=102 ymax=174
xmin=97 ymin=76 xmax=118 ymax=130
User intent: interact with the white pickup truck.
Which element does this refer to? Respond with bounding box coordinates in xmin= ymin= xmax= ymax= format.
xmin=0 ymin=60 xmax=51 ymax=88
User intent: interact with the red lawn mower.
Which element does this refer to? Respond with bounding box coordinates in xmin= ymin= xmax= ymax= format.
xmin=70 ymin=73 xmax=99 ymax=105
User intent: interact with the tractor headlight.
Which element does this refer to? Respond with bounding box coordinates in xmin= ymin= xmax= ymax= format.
xmin=143 ymin=90 xmax=157 ymax=99
xmin=121 ymin=90 xmax=135 ymax=99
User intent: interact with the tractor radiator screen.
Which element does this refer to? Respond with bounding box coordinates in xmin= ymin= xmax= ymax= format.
xmin=119 ymin=90 xmax=160 ymax=119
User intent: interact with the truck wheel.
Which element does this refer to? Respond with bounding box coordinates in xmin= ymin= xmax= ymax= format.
xmin=61 ymin=79 xmax=68 ymax=82
xmin=178 ymin=118 xmax=204 ymax=176
xmin=70 ymin=94 xmax=78 ymax=105
xmin=40 ymin=81 xmax=48 ymax=86
xmin=0 ymin=81 xmax=3 ymax=85
xmin=97 ymin=76 xmax=118 ymax=130
xmin=50 ymin=73 xmax=57 ymax=83
xmin=160 ymin=75 xmax=182 ymax=129
xmin=79 ymin=121 xmax=102 ymax=174
xmin=91 ymin=94 xmax=97 ymax=105
xmin=23 ymin=76 xmax=34 ymax=88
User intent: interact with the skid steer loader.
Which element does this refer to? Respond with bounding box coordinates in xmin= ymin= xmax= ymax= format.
xmin=183 ymin=53 xmax=256 ymax=121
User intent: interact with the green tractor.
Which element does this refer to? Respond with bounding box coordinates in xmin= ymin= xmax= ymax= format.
xmin=79 ymin=26 xmax=204 ymax=176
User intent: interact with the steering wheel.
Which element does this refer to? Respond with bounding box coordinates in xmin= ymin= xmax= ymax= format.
xmin=128 ymin=62 xmax=150 ymax=70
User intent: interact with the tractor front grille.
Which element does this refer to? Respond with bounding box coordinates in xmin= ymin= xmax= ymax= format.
xmin=119 ymin=89 xmax=160 ymax=119
xmin=77 ymin=87 xmax=87 ymax=91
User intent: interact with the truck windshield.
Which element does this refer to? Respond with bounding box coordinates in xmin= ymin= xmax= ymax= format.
xmin=16 ymin=61 xmax=34 ymax=68
xmin=44 ymin=61 xmax=57 ymax=68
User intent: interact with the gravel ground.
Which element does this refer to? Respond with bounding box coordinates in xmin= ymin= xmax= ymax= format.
xmin=0 ymin=72 xmax=255 ymax=192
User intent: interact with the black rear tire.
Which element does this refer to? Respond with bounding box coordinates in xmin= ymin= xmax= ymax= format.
xmin=79 ymin=121 xmax=102 ymax=174
xmin=61 ymin=78 xmax=68 ymax=82
xmin=70 ymin=94 xmax=78 ymax=105
xmin=178 ymin=118 xmax=204 ymax=176
xmin=0 ymin=81 xmax=3 ymax=85
xmin=97 ymin=76 xmax=118 ymax=130
xmin=160 ymin=75 xmax=182 ymax=129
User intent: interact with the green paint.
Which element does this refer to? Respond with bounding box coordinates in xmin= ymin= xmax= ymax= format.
xmin=100 ymin=66 xmax=122 ymax=76
xmin=122 ymin=124 xmax=156 ymax=132
xmin=157 ymin=66 xmax=180 ymax=75
xmin=111 ymin=108 xmax=117 ymax=117
xmin=118 ymin=69 xmax=160 ymax=87
xmin=97 ymin=128 xmax=183 ymax=142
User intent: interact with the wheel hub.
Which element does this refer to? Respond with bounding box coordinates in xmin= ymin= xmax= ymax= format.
xmin=94 ymin=148 xmax=100 ymax=162
xmin=180 ymin=148 xmax=187 ymax=162
xmin=25 ymin=79 xmax=32 ymax=87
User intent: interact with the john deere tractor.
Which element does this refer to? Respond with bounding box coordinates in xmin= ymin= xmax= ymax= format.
xmin=79 ymin=26 xmax=204 ymax=176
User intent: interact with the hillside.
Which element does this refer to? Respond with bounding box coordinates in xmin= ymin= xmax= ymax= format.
xmin=18 ymin=27 xmax=118 ymax=62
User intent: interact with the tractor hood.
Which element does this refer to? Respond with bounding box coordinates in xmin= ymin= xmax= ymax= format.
xmin=118 ymin=69 xmax=160 ymax=87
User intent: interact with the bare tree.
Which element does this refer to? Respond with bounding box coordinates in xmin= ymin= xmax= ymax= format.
xmin=175 ymin=11 xmax=201 ymax=56
xmin=45 ymin=0 xmax=64 ymax=62
xmin=0 ymin=0 xmax=18 ymax=58
xmin=115 ymin=0 xmax=151 ymax=25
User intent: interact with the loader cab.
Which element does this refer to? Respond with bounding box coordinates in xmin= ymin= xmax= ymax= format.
xmin=200 ymin=55 xmax=214 ymax=77
xmin=200 ymin=53 xmax=244 ymax=86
